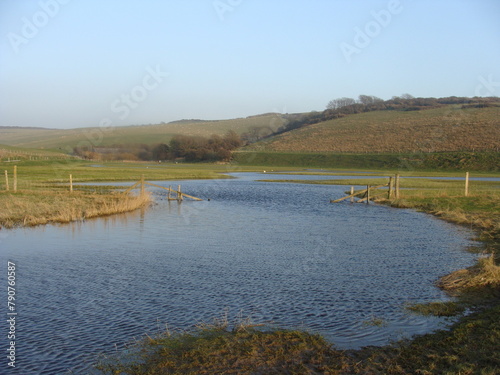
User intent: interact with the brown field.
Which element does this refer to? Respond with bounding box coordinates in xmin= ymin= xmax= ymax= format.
xmin=249 ymin=106 xmax=500 ymax=153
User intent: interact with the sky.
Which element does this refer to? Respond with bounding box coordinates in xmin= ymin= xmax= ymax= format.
xmin=0 ymin=0 xmax=499 ymax=129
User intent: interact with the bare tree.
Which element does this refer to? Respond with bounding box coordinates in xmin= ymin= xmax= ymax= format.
xmin=400 ymin=93 xmax=415 ymax=100
xmin=358 ymin=95 xmax=384 ymax=105
xmin=326 ymin=97 xmax=356 ymax=110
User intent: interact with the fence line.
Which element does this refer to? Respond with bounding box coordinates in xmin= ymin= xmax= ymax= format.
xmin=2 ymin=166 xmax=476 ymax=204
xmin=330 ymin=172 xmax=474 ymax=204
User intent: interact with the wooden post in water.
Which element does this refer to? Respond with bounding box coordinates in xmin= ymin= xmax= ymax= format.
xmin=366 ymin=185 xmax=370 ymax=204
xmin=140 ymin=175 xmax=145 ymax=197
xmin=395 ymin=174 xmax=400 ymax=199
xmin=177 ymin=185 xmax=183 ymax=201
xmin=4 ymin=170 xmax=9 ymax=191
xmin=69 ymin=174 xmax=73 ymax=193
xmin=13 ymin=165 xmax=17 ymax=192
xmin=388 ymin=177 xmax=394 ymax=199
xmin=465 ymin=171 xmax=470 ymax=197
xmin=350 ymin=186 xmax=354 ymax=203
xmin=168 ymin=185 xmax=172 ymax=200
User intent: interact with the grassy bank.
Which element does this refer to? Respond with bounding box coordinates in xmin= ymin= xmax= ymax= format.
xmin=0 ymin=190 xmax=151 ymax=228
xmin=234 ymin=151 xmax=500 ymax=171
xmin=0 ymin=160 xmax=237 ymax=228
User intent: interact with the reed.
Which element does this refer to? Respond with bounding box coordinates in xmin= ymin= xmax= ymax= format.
xmin=0 ymin=190 xmax=150 ymax=228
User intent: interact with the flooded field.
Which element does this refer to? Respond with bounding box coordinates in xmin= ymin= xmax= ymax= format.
xmin=0 ymin=173 xmax=478 ymax=374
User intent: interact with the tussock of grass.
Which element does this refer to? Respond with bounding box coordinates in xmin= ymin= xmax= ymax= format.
xmin=439 ymin=255 xmax=500 ymax=292
xmin=96 ymin=315 xmax=351 ymax=375
xmin=0 ymin=190 xmax=151 ymax=228
xmin=406 ymin=301 xmax=465 ymax=317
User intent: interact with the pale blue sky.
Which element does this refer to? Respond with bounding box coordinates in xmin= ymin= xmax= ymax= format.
xmin=1 ymin=0 xmax=499 ymax=129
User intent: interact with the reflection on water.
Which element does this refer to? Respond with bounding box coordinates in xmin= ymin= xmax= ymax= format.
xmin=0 ymin=173 xmax=478 ymax=374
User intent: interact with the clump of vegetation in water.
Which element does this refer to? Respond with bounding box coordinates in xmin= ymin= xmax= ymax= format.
xmin=406 ymin=301 xmax=465 ymax=317
xmin=95 ymin=315 xmax=353 ymax=374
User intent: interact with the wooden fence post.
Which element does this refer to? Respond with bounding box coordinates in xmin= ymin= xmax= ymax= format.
xmin=4 ymin=170 xmax=9 ymax=191
xmin=388 ymin=177 xmax=394 ymax=199
xmin=177 ymin=185 xmax=183 ymax=201
xmin=69 ymin=174 xmax=73 ymax=193
xmin=465 ymin=171 xmax=469 ymax=197
xmin=350 ymin=186 xmax=354 ymax=203
xmin=13 ymin=165 xmax=17 ymax=192
xmin=395 ymin=174 xmax=400 ymax=199
xmin=366 ymin=185 xmax=370 ymax=204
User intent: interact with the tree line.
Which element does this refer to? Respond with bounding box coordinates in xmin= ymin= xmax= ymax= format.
xmin=73 ymin=130 xmax=243 ymax=162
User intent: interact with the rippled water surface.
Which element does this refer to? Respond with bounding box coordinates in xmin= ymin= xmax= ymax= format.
xmin=1 ymin=173 xmax=478 ymax=374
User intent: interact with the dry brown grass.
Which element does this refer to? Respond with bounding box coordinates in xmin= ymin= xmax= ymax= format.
xmin=439 ymin=255 xmax=500 ymax=292
xmin=255 ymin=106 xmax=500 ymax=153
xmin=0 ymin=190 xmax=151 ymax=228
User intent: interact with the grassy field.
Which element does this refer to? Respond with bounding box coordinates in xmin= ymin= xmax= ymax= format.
xmin=0 ymin=114 xmax=285 ymax=151
xmin=0 ymin=159 xmax=268 ymax=188
xmin=245 ymin=105 xmax=500 ymax=153
xmin=234 ymin=150 xmax=500 ymax=171
xmin=0 ymin=144 xmax=76 ymax=160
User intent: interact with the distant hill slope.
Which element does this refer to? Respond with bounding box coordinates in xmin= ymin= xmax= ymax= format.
xmin=0 ymin=144 xmax=74 ymax=160
xmin=245 ymin=105 xmax=500 ymax=153
xmin=0 ymin=114 xmax=285 ymax=151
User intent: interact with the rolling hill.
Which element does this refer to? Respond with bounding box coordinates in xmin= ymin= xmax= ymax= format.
xmin=244 ymin=105 xmax=500 ymax=153
xmin=0 ymin=114 xmax=285 ymax=151
xmin=1 ymin=98 xmax=499 ymax=171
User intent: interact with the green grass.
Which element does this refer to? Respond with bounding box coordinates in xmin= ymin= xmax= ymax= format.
xmin=234 ymin=151 xmax=500 ymax=171
xmin=0 ymin=143 xmax=74 ymax=160
xmin=405 ymin=301 xmax=466 ymax=317
xmin=96 ymin=326 xmax=351 ymax=375
xmin=0 ymin=159 xmax=273 ymax=189
xmin=349 ymin=303 xmax=500 ymax=375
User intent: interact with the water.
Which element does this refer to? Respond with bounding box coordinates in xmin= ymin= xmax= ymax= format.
xmin=0 ymin=173 xmax=478 ymax=374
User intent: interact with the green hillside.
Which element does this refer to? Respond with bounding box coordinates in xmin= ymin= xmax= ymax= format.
xmin=0 ymin=114 xmax=285 ymax=151
xmin=0 ymin=144 xmax=73 ymax=161
xmin=245 ymin=105 xmax=500 ymax=153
